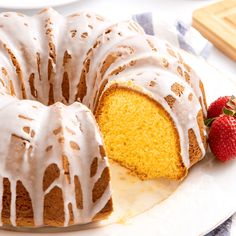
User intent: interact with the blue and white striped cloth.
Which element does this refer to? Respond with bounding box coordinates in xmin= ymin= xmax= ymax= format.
xmin=132 ymin=12 xmax=235 ymax=236
xmin=132 ymin=12 xmax=212 ymax=59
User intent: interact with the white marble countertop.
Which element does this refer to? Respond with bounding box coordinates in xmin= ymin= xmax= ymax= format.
xmin=0 ymin=0 xmax=235 ymax=82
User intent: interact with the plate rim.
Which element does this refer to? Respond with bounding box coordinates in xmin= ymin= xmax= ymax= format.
xmin=0 ymin=0 xmax=80 ymax=10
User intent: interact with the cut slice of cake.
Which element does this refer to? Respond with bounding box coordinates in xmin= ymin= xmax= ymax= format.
xmin=95 ymin=71 xmax=207 ymax=180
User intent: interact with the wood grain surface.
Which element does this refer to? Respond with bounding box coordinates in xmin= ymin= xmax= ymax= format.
xmin=193 ymin=0 xmax=236 ymax=61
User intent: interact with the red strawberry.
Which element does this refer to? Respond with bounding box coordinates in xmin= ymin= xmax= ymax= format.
xmin=207 ymin=96 xmax=236 ymax=161
xmin=207 ymin=96 xmax=230 ymax=119
xmin=208 ymin=115 xmax=236 ymax=161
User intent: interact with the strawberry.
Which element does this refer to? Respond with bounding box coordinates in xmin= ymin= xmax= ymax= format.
xmin=207 ymin=95 xmax=236 ymax=161
xmin=208 ymin=115 xmax=236 ymax=161
xmin=207 ymin=96 xmax=230 ymax=119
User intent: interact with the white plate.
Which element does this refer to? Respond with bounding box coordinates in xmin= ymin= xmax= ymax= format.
xmin=0 ymin=55 xmax=236 ymax=236
xmin=0 ymin=0 xmax=80 ymax=10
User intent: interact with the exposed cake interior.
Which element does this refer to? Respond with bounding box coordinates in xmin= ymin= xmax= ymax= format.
xmin=96 ymin=86 xmax=187 ymax=180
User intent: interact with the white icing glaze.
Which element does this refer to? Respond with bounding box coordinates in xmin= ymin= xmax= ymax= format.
xmin=0 ymin=8 xmax=207 ymax=227
xmin=89 ymin=35 xmax=207 ymax=115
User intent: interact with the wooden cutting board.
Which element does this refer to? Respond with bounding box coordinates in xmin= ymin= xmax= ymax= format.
xmin=192 ymin=0 xmax=236 ymax=61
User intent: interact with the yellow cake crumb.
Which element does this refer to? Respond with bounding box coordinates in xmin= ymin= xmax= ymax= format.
xmin=96 ymin=86 xmax=187 ymax=180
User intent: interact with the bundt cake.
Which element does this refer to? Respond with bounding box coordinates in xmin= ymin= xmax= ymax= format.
xmin=0 ymin=8 xmax=207 ymax=228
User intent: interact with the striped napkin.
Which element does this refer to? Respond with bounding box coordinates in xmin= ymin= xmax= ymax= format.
xmin=132 ymin=12 xmax=234 ymax=236
xmin=132 ymin=12 xmax=212 ymax=58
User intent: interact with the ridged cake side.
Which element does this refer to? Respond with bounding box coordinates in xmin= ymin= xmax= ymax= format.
xmin=0 ymin=95 xmax=112 ymax=227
